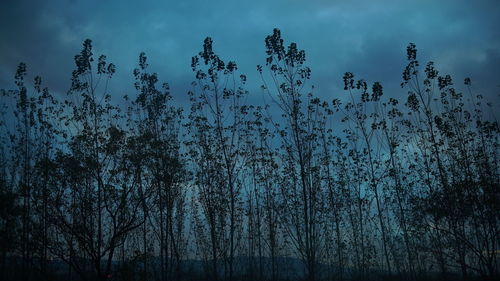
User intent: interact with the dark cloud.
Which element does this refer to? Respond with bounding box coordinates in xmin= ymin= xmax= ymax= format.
xmin=1 ymin=0 xmax=499 ymax=108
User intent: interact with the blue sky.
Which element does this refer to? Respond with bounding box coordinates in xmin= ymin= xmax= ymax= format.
xmin=1 ymin=0 xmax=499 ymax=107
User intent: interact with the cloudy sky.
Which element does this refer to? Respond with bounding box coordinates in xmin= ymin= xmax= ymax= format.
xmin=1 ymin=0 xmax=499 ymax=107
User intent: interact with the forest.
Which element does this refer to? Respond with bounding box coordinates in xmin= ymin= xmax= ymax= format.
xmin=0 ymin=29 xmax=498 ymax=281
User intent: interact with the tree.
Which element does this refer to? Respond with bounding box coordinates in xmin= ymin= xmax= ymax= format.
xmin=187 ymin=37 xmax=248 ymax=281
xmin=131 ymin=51 xmax=187 ymax=281
xmin=401 ymin=43 xmax=499 ymax=280
xmin=259 ymin=28 xmax=327 ymax=281
xmin=48 ymin=39 xmax=144 ymax=281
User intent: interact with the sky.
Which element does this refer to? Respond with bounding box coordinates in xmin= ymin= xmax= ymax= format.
xmin=1 ymin=0 xmax=499 ymax=108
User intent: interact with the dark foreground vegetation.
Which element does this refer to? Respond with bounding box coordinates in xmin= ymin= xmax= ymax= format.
xmin=0 ymin=29 xmax=498 ymax=281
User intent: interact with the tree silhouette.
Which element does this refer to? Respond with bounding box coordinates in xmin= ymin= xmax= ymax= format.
xmin=0 ymin=31 xmax=497 ymax=281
